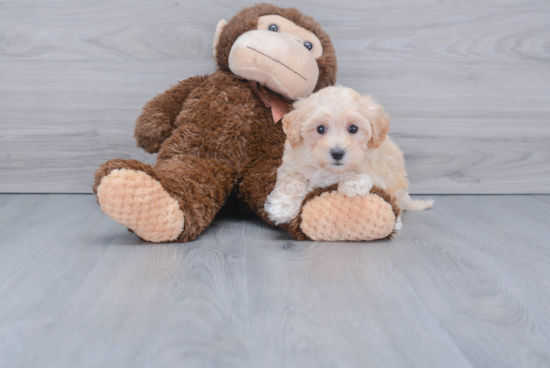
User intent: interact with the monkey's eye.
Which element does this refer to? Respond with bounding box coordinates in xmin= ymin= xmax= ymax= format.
xmin=268 ymin=24 xmax=278 ymax=32
xmin=303 ymin=41 xmax=313 ymax=51
xmin=348 ymin=125 xmax=359 ymax=134
xmin=317 ymin=125 xmax=327 ymax=134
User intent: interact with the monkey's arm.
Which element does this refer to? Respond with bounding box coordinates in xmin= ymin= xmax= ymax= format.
xmin=134 ymin=74 xmax=210 ymax=153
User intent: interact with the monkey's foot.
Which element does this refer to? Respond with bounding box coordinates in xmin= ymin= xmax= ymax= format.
xmin=96 ymin=169 xmax=184 ymax=243
xmin=289 ymin=186 xmax=399 ymax=241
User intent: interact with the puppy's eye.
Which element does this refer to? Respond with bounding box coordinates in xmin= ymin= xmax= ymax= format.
xmin=268 ymin=24 xmax=278 ymax=32
xmin=348 ymin=125 xmax=359 ymax=134
xmin=303 ymin=41 xmax=313 ymax=51
xmin=316 ymin=125 xmax=327 ymax=134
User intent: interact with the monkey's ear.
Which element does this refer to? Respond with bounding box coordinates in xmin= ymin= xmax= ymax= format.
xmin=213 ymin=19 xmax=227 ymax=57
xmin=282 ymin=111 xmax=302 ymax=148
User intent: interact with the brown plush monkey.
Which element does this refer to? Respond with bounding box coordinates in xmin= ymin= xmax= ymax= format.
xmin=93 ymin=4 xmax=399 ymax=243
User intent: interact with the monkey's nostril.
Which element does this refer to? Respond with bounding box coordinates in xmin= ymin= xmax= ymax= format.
xmin=330 ymin=148 xmax=345 ymax=161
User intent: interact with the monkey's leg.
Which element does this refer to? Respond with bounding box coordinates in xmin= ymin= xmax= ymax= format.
xmin=237 ymin=158 xmax=281 ymax=224
xmin=288 ymin=185 xmax=400 ymax=241
xmin=239 ymin=158 xmax=399 ymax=241
xmin=93 ymin=156 xmax=235 ymax=243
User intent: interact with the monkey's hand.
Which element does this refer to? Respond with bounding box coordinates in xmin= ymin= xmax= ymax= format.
xmin=135 ymin=74 xmax=210 ymax=153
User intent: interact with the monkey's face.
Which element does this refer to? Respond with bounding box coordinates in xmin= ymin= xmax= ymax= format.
xmin=227 ymin=15 xmax=323 ymax=100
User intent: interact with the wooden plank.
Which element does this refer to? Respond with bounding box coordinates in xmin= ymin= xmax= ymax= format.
xmin=341 ymin=61 xmax=550 ymax=194
xmin=0 ymin=60 xmax=213 ymax=193
xmin=0 ymin=194 xmax=114 ymax=367
xmin=0 ymin=0 xmax=548 ymax=63
xmin=1 ymin=0 xmax=549 ymax=193
xmin=1 ymin=59 xmax=548 ymax=193
xmin=1 ymin=194 xmax=550 ymax=367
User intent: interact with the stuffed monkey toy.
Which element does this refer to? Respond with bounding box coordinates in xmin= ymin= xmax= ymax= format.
xmin=93 ymin=3 xmax=399 ymax=242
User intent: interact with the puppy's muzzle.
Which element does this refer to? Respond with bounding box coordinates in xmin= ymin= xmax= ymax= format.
xmin=330 ymin=148 xmax=345 ymax=164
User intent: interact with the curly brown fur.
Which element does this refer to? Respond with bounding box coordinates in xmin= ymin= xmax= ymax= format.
xmin=370 ymin=186 xmax=401 ymax=239
xmin=134 ymin=75 xmax=210 ymax=153
xmin=96 ymin=71 xmax=284 ymax=241
xmin=93 ymin=4 xmax=395 ymax=243
xmin=370 ymin=186 xmax=401 ymax=220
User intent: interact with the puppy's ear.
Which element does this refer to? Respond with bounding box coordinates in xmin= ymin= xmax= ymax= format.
xmin=369 ymin=108 xmax=390 ymax=149
xmin=361 ymin=96 xmax=390 ymax=149
xmin=282 ymin=110 xmax=302 ymax=148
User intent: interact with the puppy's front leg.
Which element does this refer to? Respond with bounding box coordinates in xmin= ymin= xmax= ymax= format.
xmin=265 ymin=173 xmax=308 ymax=225
xmin=338 ymin=172 xmax=373 ymax=197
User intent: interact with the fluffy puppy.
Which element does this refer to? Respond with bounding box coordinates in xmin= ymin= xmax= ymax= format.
xmin=265 ymin=85 xmax=433 ymax=227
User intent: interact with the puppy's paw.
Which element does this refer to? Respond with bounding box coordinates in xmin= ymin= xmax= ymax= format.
xmin=338 ymin=175 xmax=373 ymax=197
xmin=265 ymin=176 xmax=308 ymax=224
xmin=394 ymin=215 xmax=403 ymax=231
xmin=265 ymin=196 xmax=302 ymax=225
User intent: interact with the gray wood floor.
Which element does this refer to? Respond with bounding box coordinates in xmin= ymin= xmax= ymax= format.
xmin=1 ymin=194 xmax=549 ymax=367
xmin=1 ymin=0 xmax=549 ymax=194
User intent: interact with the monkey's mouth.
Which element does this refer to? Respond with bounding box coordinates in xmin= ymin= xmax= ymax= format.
xmin=246 ymin=46 xmax=308 ymax=82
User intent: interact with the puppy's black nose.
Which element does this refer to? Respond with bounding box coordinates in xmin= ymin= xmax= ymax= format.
xmin=330 ymin=148 xmax=345 ymax=161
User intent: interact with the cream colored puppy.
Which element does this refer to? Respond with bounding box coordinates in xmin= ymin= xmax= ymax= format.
xmin=265 ymin=85 xmax=433 ymax=227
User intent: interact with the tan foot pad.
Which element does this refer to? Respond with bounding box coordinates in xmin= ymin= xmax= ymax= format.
xmin=97 ymin=169 xmax=184 ymax=243
xmin=300 ymin=192 xmax=396 ymax=241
